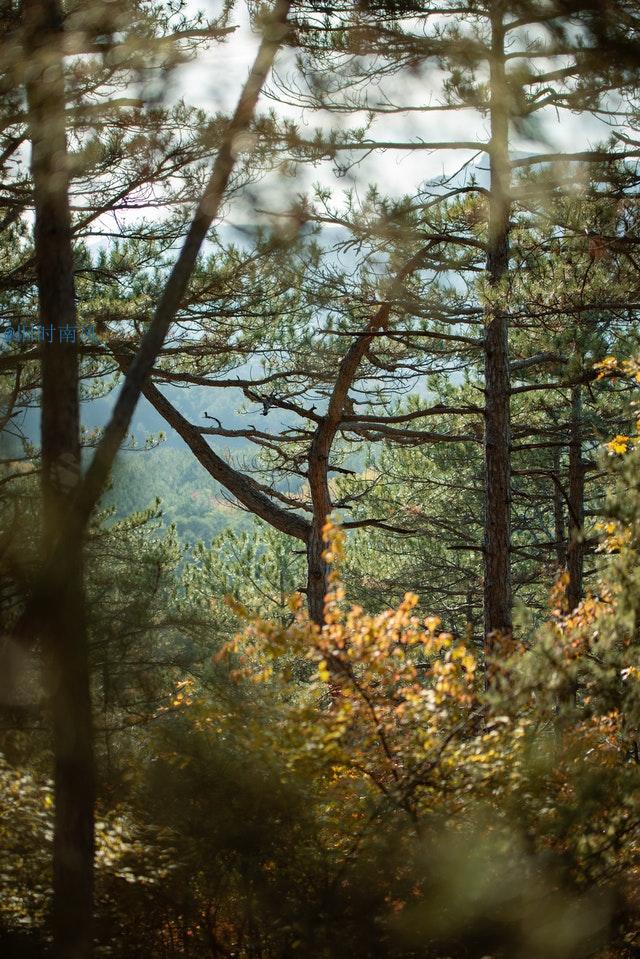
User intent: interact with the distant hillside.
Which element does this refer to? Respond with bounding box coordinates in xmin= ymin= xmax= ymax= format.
xmin=102 ymin=445 xmax=255 ymax=544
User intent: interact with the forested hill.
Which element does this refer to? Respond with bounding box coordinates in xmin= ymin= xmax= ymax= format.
xmin=94 ymin=384 xmax=258 ymax=541
xmin=103 ymin=446 xmax=255 ymax=542
xmin=57 ymin=382 xmax=296 ymax=541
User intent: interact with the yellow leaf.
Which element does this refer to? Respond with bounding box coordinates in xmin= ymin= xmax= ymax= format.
xmin=318 ymin=660 xmax=331 ymax=683
xmin=606 ymin=435 xmax=629 ymax=455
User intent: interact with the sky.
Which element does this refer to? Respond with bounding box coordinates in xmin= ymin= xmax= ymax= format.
xmin=170 ymin=0 xmax=629 ymax=224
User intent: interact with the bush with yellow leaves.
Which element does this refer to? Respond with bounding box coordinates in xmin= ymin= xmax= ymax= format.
xmin=215 ymin=505 xmax=640 ymax=958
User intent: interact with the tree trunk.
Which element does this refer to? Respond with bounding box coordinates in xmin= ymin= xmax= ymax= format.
xmin=23 ymin=0 xmax=95 ymax=955
xmin=483 ymin=3 xmax=513 ymax=650
xmin=306 ymin=431 xmax=331 ymax=627
xmin=552 ymin=446 xmax=567 ymax=568
xmin=306 ymin=522 xmax=329 ymax=626
xmin=567 ymin=385 xmax=584 ymax=610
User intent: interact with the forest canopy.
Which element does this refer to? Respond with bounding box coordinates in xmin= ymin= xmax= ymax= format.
xmin=2 ymin=0 xmax=640 ymax=957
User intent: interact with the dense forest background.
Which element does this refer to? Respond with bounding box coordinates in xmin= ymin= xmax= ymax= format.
xmin=4 ymin=1 xmax=640 ymax=957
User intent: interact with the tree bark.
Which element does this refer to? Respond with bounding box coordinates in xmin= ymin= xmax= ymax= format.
xmin=552 ymin=446 xmax=567 ymax=568
xmin=483 ymin=3 xmax=513 ymax=650
xmin=567 ymin=385 xmax=584 ymax=610
xmin=306 ymin=446 xmax=332 ymax=627
xmin=23 ymin=0 xmax=95 ymax=954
